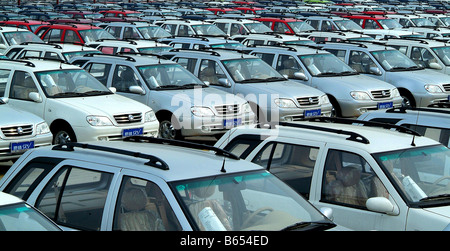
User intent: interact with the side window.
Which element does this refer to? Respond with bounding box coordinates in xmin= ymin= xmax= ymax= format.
xmin=230 ymin=23 xmax=245 ymax=36
xmin=243 ymin=39 xmax=265 ymax=46
xmin=9 ymin=71 xmax=37 ymax=100
xmin=0 ymin=69 xmax=10 ymax=96
xmin=178 ymin=25 xmax=192 ymax=36
xmin=97 ymin=46 xmax=118 ymax=55
xmin=123 ymin=27 xmax=139 ymax=39
xmin=105 ymin=26 xmax=122 ymax=38
xmin=85 ymin=62 xmax=111 ymax=86
xmin=411 ymin=47 xmax=437 ymax=68
xmin=274 ymin=22 xmax=289 ymax=33
xmin=215 ymin=22 xmax=229 ymax=34
xmin=305 ymin=20 xmax=320 ymax=30
xmin=252 ymin=52 xmax=275 ymax=66
xmin=36 ymin=166 xmax=114 ymax=230
xmin=113 ymin=176 xmax=182 ymax=231
xmin=17 ymin=50 xmax=41 ymax=59
xmin=321 ymin=21 xmax=334 ymax=32
xmin=276 ymin=54 xmax=303 ymax=78
xmin=327 ymin=49 xmax=346 ymax=62
xmin=199 ymin=59 xmax=226 ymax=86
xmin=321 ymin=150 xmax=389 ymax=208
xmin=44 ymin=51 xmax=61 ymax=60
xmin=348 ymin=50 xmax=377 ymax=74
xmin=389 ymin=45 xmax=408 ymax=55
xmin=352 ymin=19 xmax=364 ymax=27
xmin=43 ymin=29 xmax=62 ymax=43
xmin=251 ymin=142 xmax=319 ymax=199
xmin=112 ymin=65 xmax=141 ymax=93
xmin=365 ymin=19 xmax=379 ymax=29
xmin=173 ymin=57 xmax=197 ymax=73
xmin=403 ymin=124 xmax=450 ymax=147
xmin=170 ymin=43 xmax=190 ymax=49
xmin=162 ymin=24 xmax=177 ymax=35
xmin=223 ymin=135 xmax=264 ymax=159
xmin=5 ymin=47 xmax=23 ymax=59
xmin=63 ymin=30 xmax=81 ymax=43
xmin=3 ymin=157 xmax=64 ymax=200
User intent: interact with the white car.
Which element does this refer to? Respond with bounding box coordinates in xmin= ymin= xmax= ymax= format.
xmin=215 ymin=118 xmax=450 ymax=230
xmin=0 ymin=27 xmax=44 ymax=54
xmin=1 ymin=58 xmax=159 ymax=144
xmin=0 ymin=98 xmax=52 ymax=161
xmin=0 ymin=191 xmax=61 ymax=231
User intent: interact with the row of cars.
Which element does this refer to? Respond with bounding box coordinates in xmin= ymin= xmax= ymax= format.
xmin=0 ymin=1 xmax=449 ymax=231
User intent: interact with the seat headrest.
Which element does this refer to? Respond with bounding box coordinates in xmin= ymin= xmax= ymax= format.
xmin=121 ymin=188 xmax=147 ymax=212
xmin=336 ymin=165 xmax=362 ymax=187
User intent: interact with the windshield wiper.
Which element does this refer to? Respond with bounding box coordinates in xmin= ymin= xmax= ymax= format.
xmin=52 ymin=92 xmax=87 ymax=97
xmin=280 ymin=221 xmax=336 ymax=231
xmin=83 ymin=90 xmax=112 ymax=96
xmin=263 ymin=77 xmax=286 ymax=82
xmin=237 ymin=78 xmax=268 ymax=83
xmin=419 ymin=194 xmax=450 ymax=202
xmin=316 ymin=72 xmax=340 ymax=77
xmin=389 ymin=66 xmax=420 ymax=72
xmin=180 ymin=83 xmax=206 ymax=88
xmin=338 ymin=71 xmax=359 ymax=76
xmin=155 ymin=85 xmax=183 ymax=89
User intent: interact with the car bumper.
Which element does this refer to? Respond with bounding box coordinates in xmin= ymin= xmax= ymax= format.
xmin=0 ymin=133 xmax=53 ymax=161
xmin=339 ymin=98 xmax=403 ymax=118
xmin=179 ymin=114 xmax=256 ymax=136
xmin=417 ymin=92 xmax=450 ymax=107
xmin=73 ymin=121 xmax=160 ymax=142
xmin=273 ymin=104 xmax=333 ymax=122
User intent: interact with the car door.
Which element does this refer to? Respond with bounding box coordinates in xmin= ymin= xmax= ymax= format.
xmin=310 ymin=144 xmax=407 ymax=231
xmin=110 ymin=64 xmax=148 ymax=105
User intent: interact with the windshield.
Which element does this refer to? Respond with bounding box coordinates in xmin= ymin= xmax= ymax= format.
xmin=299 ymin=53 xmax=357 ymax=77
xmin=35 ymin=69 xmax=112 ymax=97
xmin=170 ymin=170 xmax=334 ymax=231
xmin=84 ymin=13 xmax=103 ymax=19
xmin=334 ymin=20 xmax=362 ymax=31
xmin=138 ymin=64 xmax=206 ymax=89
xmin=137 ymin=26 xmax=172 ymax=39
xmin=432 ymin=46 xmax=450 ymax=66
xmin=137 ymin=46 xmax=172 ymax=54
xmin=3 ymin=31 xmax=43 ymax=45
xmin=222 ymin=58 xmax=286 ymax=83
xmin=244 ymin=23 xmax=273 ymax=33
xmin=192 ymin=24 xmax=227 ymax=36
xmin=210 ymin=42 xmax=245 ymax=49
xmin=440 ymin=17 xmax=450 ymax=26
xmin=371 ymin=50 xmax=420 ymax=71
xmin=411 ymin=18 xmax=436 ymax=27
xmin=287 ymin=21 xmax=315 ymax=32
xmin=62 ymin=50 xmax=102 ymax=61
xmin=285 ymin=39 xmax=317 ymax=46
xmin=0 ymin=202 xmax=60 ymax=231
xmin=374 ymin=145 xmax=450 ymax=206
xmin=378 ymin=19 xmax=403 ymax=29
xmin=79 ymin=29 xmax=116 ymax=44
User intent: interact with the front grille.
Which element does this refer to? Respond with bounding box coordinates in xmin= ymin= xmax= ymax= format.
xmin=371 ymin=89 xmax=391 ymax=99
xmin=297 ymin=96 xmax=319 ymax=106
xmin=443 ymin=84 xmax=450 ymax=92
xmin=114 ymin=113 xmax=142 ymax=124
xmin=215 ymin=104 xmax=240 ymax=116
xmin=1 ymin=125 xmax=33 ymax=137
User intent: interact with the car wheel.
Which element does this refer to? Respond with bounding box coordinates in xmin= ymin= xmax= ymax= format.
xmin=159 ymin=119 xmax=182 ymax=140
xmin=53 ymin=127 xmax=76 ymax=145
xmin=400 ymin=91 xmax=416 ymax=108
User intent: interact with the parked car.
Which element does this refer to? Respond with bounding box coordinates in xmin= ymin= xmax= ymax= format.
xmin=100 ymin=22 xmax=172 ymax=40
xmin=0 ymin=98 xmax=52 ymax=162
xmin=160 ymin=36 xmax=244 ymax=50
xmin=0 ymin=58 xmax=159 ymax=144
xmin=35 ymin=24 xmax=116 ymax=46
xmin=215 ymin=118 xmax=450 ymax=230
xmin=0 ymin=137 xmax=338 ymax=231
xmin=164 ymin=48 xmax=333 ymax=122
xmin=71 ymin=53 xmax=255 ymax=139
xmin=320 ymin=41 xmax=450 ymax=108
xmin=4 ymin=42 xmax=102 ymax=62
xmin=248 ymin=44 xmax=402 ymax=117
xmin=94 ymin=39 xmax=172 ymax=55
xmin=0 ymin=27 xmax=44 ymax=54
xmin=212 ymin=18 xmax=273 ymax=37
xmin=0 ymin=20 xmax=50 ymax=32
xmin=159 ymin=20 xmax=228 ymax=37
xmin=305 ymin=16 xmax=363 ymax=31
xmin=0 ymin=191 xmax=61 ymax=231
xmin=253 ymin=17 xmax=315 ymax=35
xmin=235 ymin=33 xmax=317 ymax=46
xmin=357 ymin=107 xmax=450 ymax=147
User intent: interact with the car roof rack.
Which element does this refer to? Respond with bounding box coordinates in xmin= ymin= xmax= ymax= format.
xmin=0 ymin=58 xmax=35 ymax=67
xmin=52 ymin=142 xmax=169 ymax=170
xmin=82 ymin=53 xmax=136 ymax=62
xmin=168 ymin=48 xmax=221 ymax=56
xmin=123 ymin=136 xmax=240 ymax=160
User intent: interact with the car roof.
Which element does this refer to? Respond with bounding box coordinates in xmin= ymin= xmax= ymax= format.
xmin=250 ymin=44 xmax=328 ymax=55
xmin=9 ymin=42 xmax=98 ymax=52
xmin=0 ymin=191 xmax=24 ymax=206
xmin=320 ymin=41 xmax=395 ymax=51
xmin=29 ymin=139 xmax=263 ymax=182
xmin=40 ymin=24 xmax=101 ymax=30
xmin=81 ymin=53 xmax=175 ymax=66
xmin=169 ymin=48 xmax=257 ymax=60
xmin=0 ymin=58 xmax=80 ymax=71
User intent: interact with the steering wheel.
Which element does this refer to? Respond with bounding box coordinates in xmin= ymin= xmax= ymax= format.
xmin=429 ymin=176 xmax=450 ymax=195
xmin=241 ymin=207 xmax=274 ymax=229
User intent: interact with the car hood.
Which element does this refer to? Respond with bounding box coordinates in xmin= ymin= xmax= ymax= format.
xmin=423 ymin=205 xmax=450 ymax=219
xmin=55 ymin=94 xmax=152 ymax=115
xmin=239 ymin=80 xmax=325 ymax=98
xmin=312 ymin=74 xmax=395 ymax=91
xmin=387 ymin=69 xmax=450 ymax=84
xmin=157 ymin=87 xmax=248 ymax=106
xmin=0 ymin=104 xmax=44 ymax=125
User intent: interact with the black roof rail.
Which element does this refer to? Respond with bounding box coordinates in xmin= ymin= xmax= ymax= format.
xmin=307 ymin=117 xmax=422 ymax=136
xmin=123 ymin=136 xmax=240 ymax=160
xmin=20 ymin=56 xmax=66 ymax=64
xmin=316 ymin=40 xmax=368 ymax=48
xmin=0 ymin=58 xmax=35 ymax=67
xmin=82 ymin=53 xmax=136 ymax=62
xmin=168 ymin=48 xmax=221 ymax=56
xmin=52 ymin=142 xmax=169 ymax=170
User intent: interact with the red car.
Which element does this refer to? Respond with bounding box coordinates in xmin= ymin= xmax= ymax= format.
xmin=0 ymin=20 xmax=50 ymax=32
xmin=98 ymin=10 xmax=142 ymax=18
xmin=205 ymin=8 xmax=242 ymax=15
xmin=234 ymin=7 xmax=267 ymax=15
xmin=252 ymin=17 xmax=313 ymax=35
xmin=344 ymin=15 xmax=403 ymax=30
xmin=35 ymin=24 xmax=116 ymax=45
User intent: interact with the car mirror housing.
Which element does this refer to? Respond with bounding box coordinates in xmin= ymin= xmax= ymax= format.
xmin=29 ymin=92 xmax=42 ymax=103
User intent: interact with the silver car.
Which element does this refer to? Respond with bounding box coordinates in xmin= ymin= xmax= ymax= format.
xmin=164 ymin=48 xmax=333 ymax=122
xmin=0 ymin=98 xmax=52 ymax=161
xmin=71 ymin=53 xmax=255 ymax=139
xmin=249 ymin=45 xmax=403 ymax=117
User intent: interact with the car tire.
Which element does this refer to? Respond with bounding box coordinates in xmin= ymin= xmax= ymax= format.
xmin=400 ymin=91 xmax=416 ymax=108
xmin=158 ymin=116 xmax=183 ymax=140
xmin=52 ymin=126 xmax=76 ymax=145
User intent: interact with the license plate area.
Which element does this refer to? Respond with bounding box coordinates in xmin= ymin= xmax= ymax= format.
xmin=10 ymin=141 xmax=34 ymax=153
xmin=377 ymin=102 xmax=393 ymax=109
xmin=304 ymin=109 xmax=321 ymax=118
xmin=122 ymin=128 xmax=143 ymax=138
xmin=223 ymin=118 xmax=242 ymax=128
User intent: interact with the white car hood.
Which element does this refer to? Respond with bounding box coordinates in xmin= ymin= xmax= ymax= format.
xmin=424 ymin=205 xmax=450 ymax=219
xmin=0 ymin=104 xmax=43 ymax=125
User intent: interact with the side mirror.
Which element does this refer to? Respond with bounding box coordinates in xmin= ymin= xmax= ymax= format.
xmin=28 ymin=92 xmax=42 ymax=103
xmin=108 ymin=87 xmax=116 ymax=93
xmin=129 ymin=86 xmax=145 ymax=95
xmin=366 ymin=197 xmax=397 ymax=215
xmin=0 ymin=97 xmax=8 ymax=103
xmin=320 ymin=207 xmax=334 ymax=221
xmin=218 ymin=78 xmax=231 ymax=87
xmin=429 ymin=62 xmax=443 ymax=70
xmin=203 ymin=81 xmax=210 ymax=86
xmin=293 ymin=72 xmax=309 ymax=81
xmin=369 ymin=67 xmax=382 ymax=75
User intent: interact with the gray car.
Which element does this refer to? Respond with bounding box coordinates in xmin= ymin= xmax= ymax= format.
xmin=71 ymin=53 xmax=255 ymax=139
xmin=248 ymin=45 xmax=403 ymax=117
xmin=164 ymin=48 xmax=333 ymax=122
xmin=320 ymin=42 xmax=450 ymax=108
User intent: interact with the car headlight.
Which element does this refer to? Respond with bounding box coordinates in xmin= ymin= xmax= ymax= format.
xmin=391 ymin=88 xmax=400 ymax=97
xmin=320 ymin=95 xmax=330 ymax=104
xmin=86 ymin=115 xmax=113 ymax=126
xmin=424 ymin=84 xmax=444 ymax=93
xmin=191 ymin=106 xmax=215 ymax=117
xmin=36 ymin=122 xmax=50 ymax=135
xmin=145 ymin=110 xmax=157 ymax=122
xmin=274 ymin=98 xmax=297 ymax=108
xmin=242 ymin=102 xmax=252 ymax=113
xmin=350 ymin=91 xmax=371 ymax=100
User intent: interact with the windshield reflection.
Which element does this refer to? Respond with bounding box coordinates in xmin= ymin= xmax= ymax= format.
xmin=371 ymin=50 xmax=421 ymax=71
xmin=138 ymin=64 xmax=205 ymax=89
xmin=222 ymin=58 xmax=285 ymax=83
